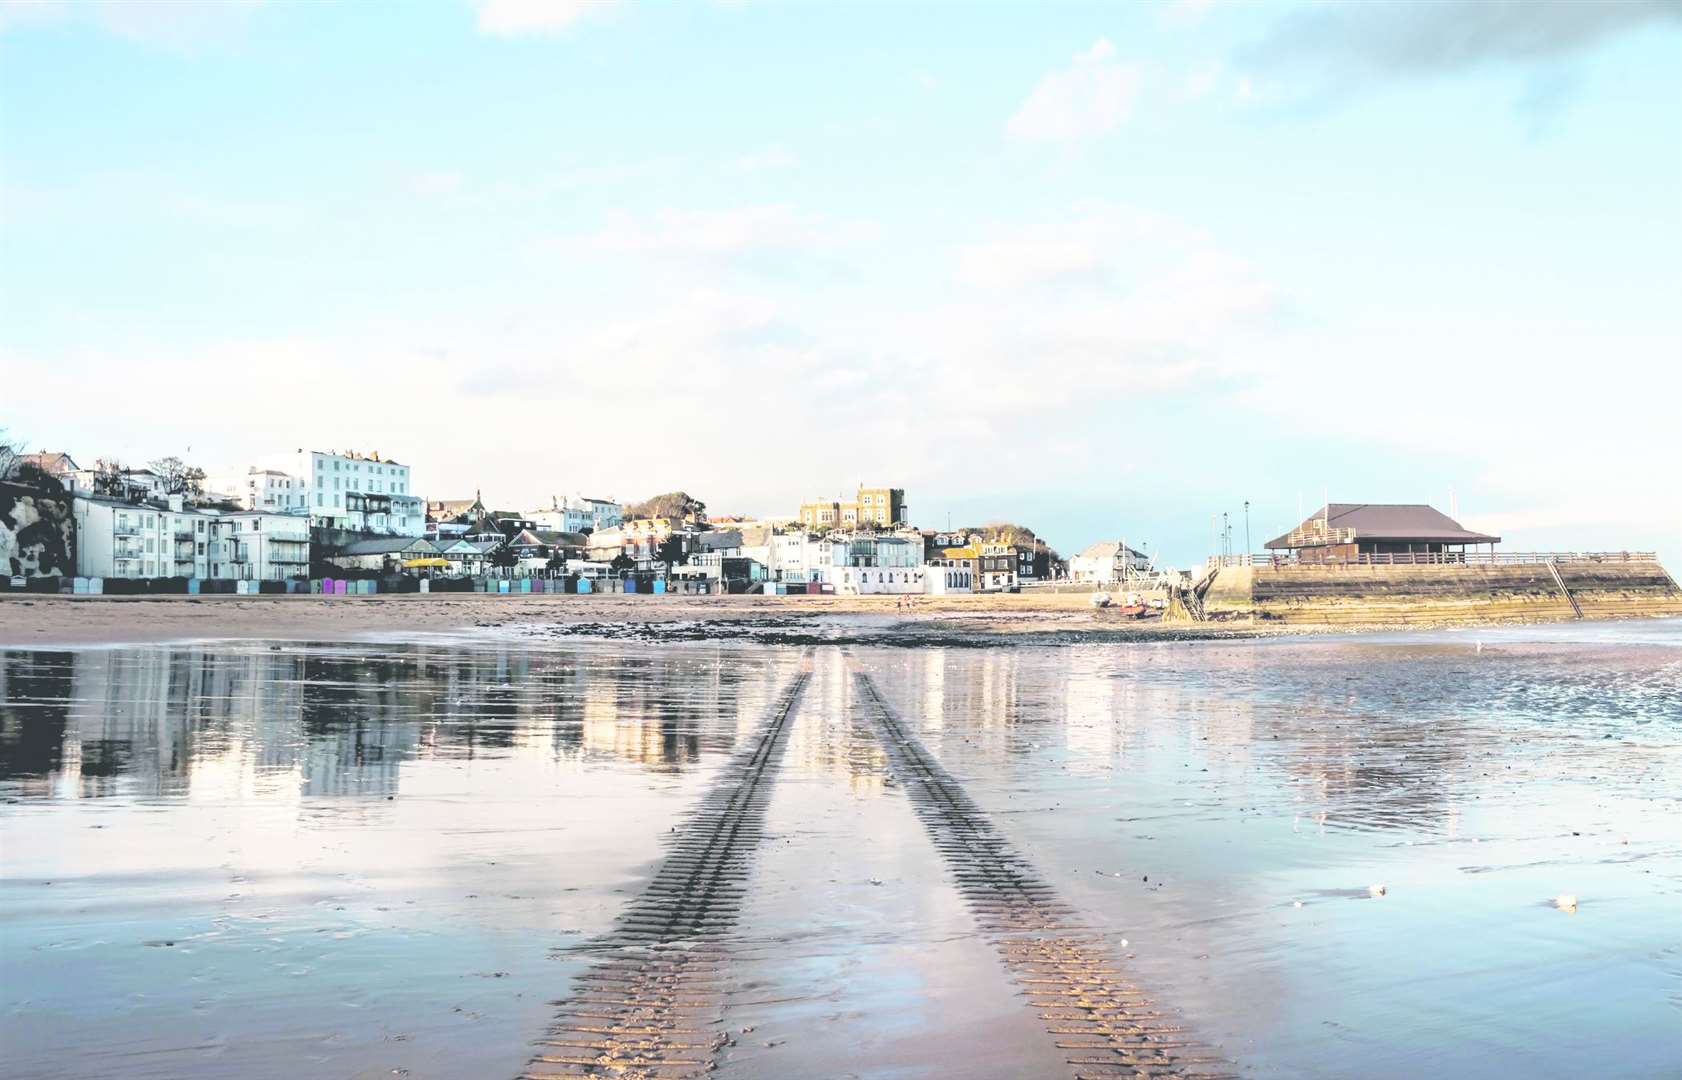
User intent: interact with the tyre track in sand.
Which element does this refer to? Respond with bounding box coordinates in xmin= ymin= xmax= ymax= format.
xmin=520 ymin=650 xmax=813 ymax=1079
xmin=851 ymin=662 xmax=1234 ymax=1080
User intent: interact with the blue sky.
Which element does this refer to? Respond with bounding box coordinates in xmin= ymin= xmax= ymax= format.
xmin=3 ymin=0 xmax=1679 ymax=566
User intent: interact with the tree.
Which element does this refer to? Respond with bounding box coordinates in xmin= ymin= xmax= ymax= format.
xmin=149 ymin=456 xmax=207 ymax=497
xmin=545 ymin=549 xmax=567 ymax=574
xmin=91 ymin=458 xmax=130 ymax=496
xmin=625 ymin=491 xmax=706 ymax=521
xmin=489 ymin=543 xmax=518 ymax=570
xmin=0 ymin=427 xmax=21 ymax=481
xmin=965 ymin=521 xmax=1038 ymax=545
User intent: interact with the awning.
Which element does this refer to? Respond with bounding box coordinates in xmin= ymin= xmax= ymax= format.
xmin=402 ymin=558 xmax=451 ymax=568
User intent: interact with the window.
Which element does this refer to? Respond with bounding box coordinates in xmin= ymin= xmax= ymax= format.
xmin=197 ymin=543 xmax=205 ymax=555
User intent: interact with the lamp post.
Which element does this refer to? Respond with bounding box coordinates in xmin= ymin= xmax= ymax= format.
xmin=1244 ymin=501 xmax=1251 ymax=559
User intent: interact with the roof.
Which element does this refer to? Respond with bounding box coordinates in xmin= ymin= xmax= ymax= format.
xmin=1074 ymin=540 xmax=1144 ymax=562
xmin=698 ymin=530 xmax=743 ymax=551
xmin=338 ymin=537 xmax=436 ymax=556
xmin=1266 ymin=504 xmax=1500 ymax=549
xmin=19 ymin=452 xmax=79 ymax=474
xmin=534 ymin=530 xmax=588 ymax=546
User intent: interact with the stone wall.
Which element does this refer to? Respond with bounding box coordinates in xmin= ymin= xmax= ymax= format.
xmin=1199 ymin=560 xmax=1682 ymax=625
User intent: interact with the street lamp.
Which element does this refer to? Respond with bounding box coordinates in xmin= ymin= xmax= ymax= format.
xmin=1244 ymin=500 xmax=1251 ymax=558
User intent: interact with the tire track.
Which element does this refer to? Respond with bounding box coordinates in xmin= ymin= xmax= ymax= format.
xmin=852 ymin=665 xmax=1235 ymax=1080
xmin=521 ymin=651 xmax=813 ymax=1079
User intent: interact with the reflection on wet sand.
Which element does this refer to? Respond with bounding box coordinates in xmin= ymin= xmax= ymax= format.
xmin=2 ymin=624 xmax=1679 ymax=1080
xmin=0 ymin=644 xmax=794 ymax=802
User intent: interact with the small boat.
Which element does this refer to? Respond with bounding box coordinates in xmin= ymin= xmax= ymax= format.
xmin=1089 ymin=592 xmax=1111 ymax=608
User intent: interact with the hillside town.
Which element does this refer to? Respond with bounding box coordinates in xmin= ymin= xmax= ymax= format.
xmin=1 ymin=444 xmax=1161 ymax=596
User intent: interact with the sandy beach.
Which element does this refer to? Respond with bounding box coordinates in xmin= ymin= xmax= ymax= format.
xmin=4 ymin=624 xmax=1679 ymax=1079
xmin=0 ymin=589 xmax=1614 ymax=650
xmin=0 ymin=591 xmax=1278 ymax=649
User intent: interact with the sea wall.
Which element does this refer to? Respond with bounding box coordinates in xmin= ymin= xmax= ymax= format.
xmin=1199 ymin=560 xmax=1682 ymax=625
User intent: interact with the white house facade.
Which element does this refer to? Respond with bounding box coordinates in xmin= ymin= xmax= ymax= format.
xmin=208 ymin=467 xmax=309 ymax=514
xmin=288 ymin=449 xmax=422 ymax=537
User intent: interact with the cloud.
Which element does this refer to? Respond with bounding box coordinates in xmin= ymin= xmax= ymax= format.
xmin=1244 ymin=0 xmax=1682 ymax=99
xmin=728 ymin=146 xmax=798 ymax=174
xmin=472 ymin=0 xmax=614 ymax=36
xmin=409 ymin=171 xmax=465 ymax=197
xmin=0 ymin=0 xmax=263 ymax=46
xmin=578 ymin=205 xmax=839 ymax=257
xmin=1006 ymin=39 xmax=1142 ymax=144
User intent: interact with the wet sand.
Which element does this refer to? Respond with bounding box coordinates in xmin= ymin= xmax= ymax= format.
xmin=0 ymin=592 xmax=1284 ymax=650
xmin=3 ymin=622 xmax=1679 ymax=1078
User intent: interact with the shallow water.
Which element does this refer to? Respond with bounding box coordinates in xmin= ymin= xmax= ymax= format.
xmin=2 ymin=620 xmax=1679 ymax=1078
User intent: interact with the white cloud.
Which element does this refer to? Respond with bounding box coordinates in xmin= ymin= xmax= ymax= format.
xmin=1007 ymin=39 xmax=1141 ymax=144
xmin=472 ymin=0 xmax=612 ymax=36
xmin=409 ymin=171 xmax=464 ymax=197
xmin=579 ymin=204 xmax=837 ymax=257
xmin=728 ymin=146 xmax=798 ymax=174
xmin=0 ymin=0 xmax=263 ymax=46
xmin=1183 ymin=62 xmax=1222 ymax=100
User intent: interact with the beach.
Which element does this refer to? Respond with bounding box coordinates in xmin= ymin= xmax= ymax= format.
xmin=3 ymin=615 xmax=1680 ymax=1078
xmin=0 ymin=590 xmax=1617 ymax=651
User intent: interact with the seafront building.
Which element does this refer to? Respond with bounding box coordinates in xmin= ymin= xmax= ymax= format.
xmin=206 ymin=467 xmax=310 ymax=514
xmin=71 ymin=494 xmax=308 ymax=582
xmin=1069 ymin=541 xmax=1152 ymax=584
xmin=1265 ymin=504 xmax=1500 ymax=563
xmin=531 ymin=495 xmax=623 ymax=534
xmin=287 ymin=449 xmax=423 ymax=537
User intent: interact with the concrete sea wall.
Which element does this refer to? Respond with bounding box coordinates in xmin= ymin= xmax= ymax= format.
xmin=1200 ymin=561 xmax=1682 ymax=625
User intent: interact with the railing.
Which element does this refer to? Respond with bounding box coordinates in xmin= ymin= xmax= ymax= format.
xmin=1210 ymin=551 xmax=1657 ymax=569
xmin=1275 ymin=525 xmax=1357 ymax=548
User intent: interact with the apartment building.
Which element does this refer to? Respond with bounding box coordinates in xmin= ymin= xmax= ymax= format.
xmin=290 ymin=449 xmax=423 ymax=537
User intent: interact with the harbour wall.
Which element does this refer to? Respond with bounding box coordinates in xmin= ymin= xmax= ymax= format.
xmin=1198 ymin=560 xmax=1682 ymax=625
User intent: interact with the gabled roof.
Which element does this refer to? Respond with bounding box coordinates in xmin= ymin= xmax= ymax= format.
xmin=1266 ymin=504 xmax=1499 ymax=549
xmin=1075 ymin=540 xmax=1145 ymax=561
xmin=19 ymin=452 xmax=79 ymax=474
xmin=338 ymin=537 xmax=436 ymax=556
xmin=534 ymin=530 xmax=588 ymax=546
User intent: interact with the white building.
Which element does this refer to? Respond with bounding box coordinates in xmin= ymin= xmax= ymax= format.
xmin=207 ymin=467 xmax=309 ymax=514
xmin=1069 ymin=540 xmax=1151 ymax=584
xmin=287 ymin=449 xmax=423 ymax=537
xmin=72 ymin=496 xmax=311 ymax=581
xmin=532 ymin=495 xmax=623 ymax=534
xmin=924 ymin=564 xmax=974 ymax=595
xmin=75 ymin=495 xmax=210 ymax=580
xmin=829 ymin=564 xmax=927 ymax=595
xmin=220 ymin=511 xmax=311 ymax=581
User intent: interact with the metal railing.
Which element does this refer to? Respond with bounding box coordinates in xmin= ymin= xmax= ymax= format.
xmin=1209 ymin=551 xmax=1657 ymax=569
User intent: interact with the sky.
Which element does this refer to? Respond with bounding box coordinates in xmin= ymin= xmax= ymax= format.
xmin=2 ymin=0 xmax=1679 ymax=568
